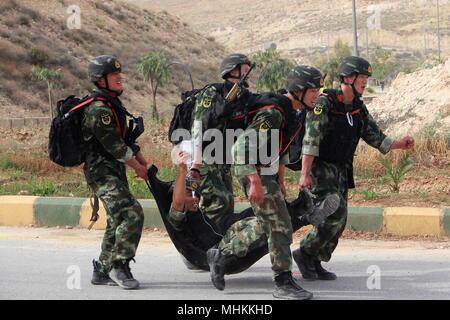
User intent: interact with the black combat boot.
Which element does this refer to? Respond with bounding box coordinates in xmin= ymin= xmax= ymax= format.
xmin=306 ymin=193 xmax=340 ymax=227
xmin=293 ymin=248 xmax=318 ymax=280
xmin=314 ymin=260 xmax=337 ymax=280
xmin=273 ymin=271 xmax=313 ymax=300
xmin=206 ymin=248 xmax=236 ymax=291
xmin=109 ymin=259 xmax=140 ymax=289
xmin=289 ymin=191 xmax=339 ymax=229
xmin=91 ymin=259 xmax=117 ymax=286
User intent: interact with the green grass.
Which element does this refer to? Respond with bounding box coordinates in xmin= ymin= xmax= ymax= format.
xmin=0 ymin=151 xmax=446 ymax=208
xmin=350 ymin=189 xmax=388 ymax=200
xmin=354 ymin=168 xmax=377 ymax=180
xmin=417 ymin=170 xmax=450 ymax=177
xmin=29 ymin=179 xmax=56 ymax=196
xmin=410 ymin=189 xmax=430 ymax=201
xmin=0 ymin=157 xmax=21 ymax=170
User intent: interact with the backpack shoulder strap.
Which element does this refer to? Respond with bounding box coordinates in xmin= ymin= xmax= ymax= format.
xmin=321 ymin=89 xmax=339 ymax=108
xmin=90 ymin=92 xmax=137 ymax=119
xmin=207 ymin=82 xmax=224 ymax=92
xmin=82 ymin=93 xmax=126 ymax=138
xmin=198 ymin=82 xmax=224 ymax=98
xmin=67 ymin=97 xmax=97 ymax=114
xmin=229 ymin=104 xmax=283 ymax=120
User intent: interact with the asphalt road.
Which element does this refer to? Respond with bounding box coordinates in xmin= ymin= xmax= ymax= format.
xmin=1 ymin=226 xmax=450 ymax=301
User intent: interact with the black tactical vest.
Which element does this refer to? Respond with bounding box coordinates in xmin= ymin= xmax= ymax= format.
xmin=318 ymin=89 xmax=364 ymax=165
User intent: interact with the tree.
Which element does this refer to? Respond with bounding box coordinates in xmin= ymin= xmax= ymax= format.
xmin=138 ymin=50 xmax=171 ymax=121
xmin=315 ymin=39 xmax=352 ymax=87
xmin=371 ymin=46 xmax=397 ymax=79
xmin=31 ymin=66 xmax=63 ymax=119
xmin=252 ymin=49 xmax=294 ymax=92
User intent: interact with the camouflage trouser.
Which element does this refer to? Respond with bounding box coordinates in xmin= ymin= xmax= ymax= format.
xmin=300 ymin=160 xmax=348 ymax=262
xmin=87 ymin=173 xmax=144 ymax=274
xmin=217 ymin=216 xmax=267 ymax=258
xmin=240 ymin=174 xmax=293 ymax=277
xmin=199 ymin=163 xmax=234 ymax=226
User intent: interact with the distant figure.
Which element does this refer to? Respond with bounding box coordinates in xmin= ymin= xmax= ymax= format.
xmin=380 ymin=80 xmax=385 ymax=92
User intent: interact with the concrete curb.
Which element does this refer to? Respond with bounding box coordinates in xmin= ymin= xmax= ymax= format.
xmin=1 ymin=196 xmax=449 ymax=236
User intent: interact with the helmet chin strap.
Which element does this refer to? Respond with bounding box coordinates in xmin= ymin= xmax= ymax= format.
xmin=96 ymin=77 xmax=123 ymax=97
xmin=290 ymin=90 xmax=309 ymax=109
xmin=300 ymin=89 xmax=309 ymax=108
xmin=343 ymin=74 xmax=361 ymax=98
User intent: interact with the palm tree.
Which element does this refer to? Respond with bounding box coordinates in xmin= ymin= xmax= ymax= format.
xmin=138 ymin=50 xmax=171 ymax=121
xmin=31 ymin=66 xmax=63 ymax=119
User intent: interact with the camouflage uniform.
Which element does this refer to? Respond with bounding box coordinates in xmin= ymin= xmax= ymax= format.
xmin=300 ymin=89 xmax=394 ymax=262
xmin=217 ymin=216 xmax=267 ymax=258
xmin=167 ymin=205 xmax=186 ymax=231
xmin=232 ymin=107 xmax=293 ymax=276
xmin=82 ymin=89 xmax=144 ymax=274
xmin=191 ymin=84 xmax=235 ymax=226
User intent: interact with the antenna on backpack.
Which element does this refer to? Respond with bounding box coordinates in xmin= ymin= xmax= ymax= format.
xmin=168 ymin=61 xmax=195 ymax=91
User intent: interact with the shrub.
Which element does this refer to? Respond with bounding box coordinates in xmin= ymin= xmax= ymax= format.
xmin=95 ymin=1 xmax=114 ymax=16
xmin=379 ymin=153 xmax=414 ymax=193
xmin=19 ymin=6 xmax=41 ymax=21
xmin=18 ymin=15 xmax=30 ymax=26
xmin=28 ymin=47 xmax=50 ymax=65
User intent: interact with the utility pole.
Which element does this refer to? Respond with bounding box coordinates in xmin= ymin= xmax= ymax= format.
xmin=352 ymin=0 xmax=360 ymax=56
xmin=437 ymin=0 xmax=441 ymax=62
xmin=366 ymin=27 xmax=369 ymax=58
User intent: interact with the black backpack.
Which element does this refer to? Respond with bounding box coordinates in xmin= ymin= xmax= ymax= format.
xmin=168 ymin=83 xmax=222 ymax=145
xmin=48 ymin=94 xmax=117 ymax=167
xmin=49 ymin=92 xmax=145 ymax=167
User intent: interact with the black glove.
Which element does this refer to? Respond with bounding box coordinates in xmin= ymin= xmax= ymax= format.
xmin=236 ymin=87 xmax=250 ymax=102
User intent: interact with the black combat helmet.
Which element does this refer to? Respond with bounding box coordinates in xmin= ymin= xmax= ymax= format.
xmin=220 ymin=53 xmax=251 ymax=79
xmin=337 ymin=56 xmax=372 ymax=79
xmin=286 ymin=65 xmax=324 ymax=93
xmin=88 ymin=55 xmax=122 ymax=83
xmin=285 ymin=65 xmax=323 ymax=108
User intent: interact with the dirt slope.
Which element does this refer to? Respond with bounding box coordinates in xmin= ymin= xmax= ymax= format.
xmin=0 ymin=0 xmax=226 ymax=119
xmin=131 ymin=0 xmax=450 ymax=62
xmin=368 ymin=58 xmax=450 ymax=138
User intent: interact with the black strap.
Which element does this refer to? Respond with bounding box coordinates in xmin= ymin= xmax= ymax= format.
xmin=90 ymin=92 xmax=137 ymax=119
xmin=88 ymin=194 xmax=100 ymax=230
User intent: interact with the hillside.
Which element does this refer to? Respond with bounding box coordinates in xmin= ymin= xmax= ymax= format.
xmin=368 ymin=58 xmax=450 ymax=138
xmin=0 ymin=0 xmax=226 ymax=119
xmin=132 ymin=0 xmax=449 ymax=64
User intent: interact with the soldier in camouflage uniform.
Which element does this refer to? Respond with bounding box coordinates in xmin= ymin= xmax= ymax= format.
xmin=294 ymin=56 xmax=415 ymax=280
xmin=189 ymin=54 xmax=253 ymax=227
xmin=213 ymin=66 xmax=327 ymax=300
xmin=85 ymin=55 xmax=148 ymax=290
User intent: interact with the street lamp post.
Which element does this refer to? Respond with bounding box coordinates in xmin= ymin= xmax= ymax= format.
xmin=352 ymin=0 xmax=360 ymax=56
xmin=437 ymin=0 xmax=441 ymax=62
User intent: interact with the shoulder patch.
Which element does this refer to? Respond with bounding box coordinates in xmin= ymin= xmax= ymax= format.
xmin=101 ymin=113 xmax=112 ymax=125
xmin=313 ymin=104 xmax=324 ymax=115
xmin=259 ymin=120 xmax=272 ymax=131
xmin=202 ymin=97 xmax=212 ymax=108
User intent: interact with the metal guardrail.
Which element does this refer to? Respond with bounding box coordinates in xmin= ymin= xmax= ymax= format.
xmin=0 ymin=117 xmax=50 ymax=129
